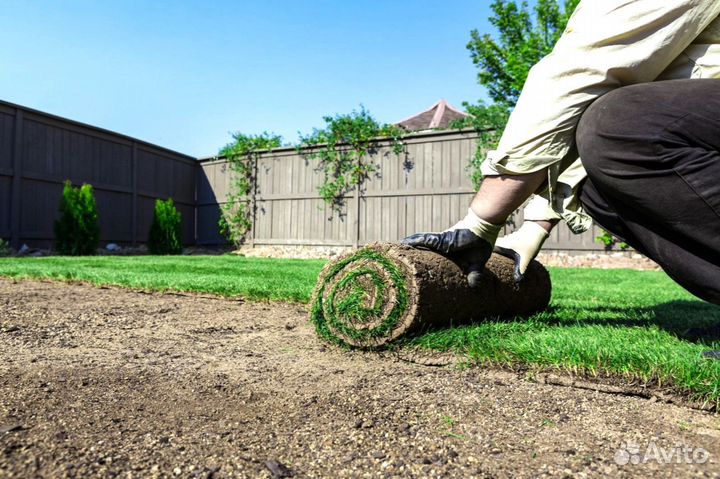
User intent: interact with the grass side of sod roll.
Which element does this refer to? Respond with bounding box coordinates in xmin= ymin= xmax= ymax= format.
xmin=310 ymin=249 xmax=409 ymax=345
xmin=0 ymin=256 xmax=719 ymax=404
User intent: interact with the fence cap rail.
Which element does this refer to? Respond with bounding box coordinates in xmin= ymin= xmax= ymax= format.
xmin=197 ymin=127 xmax=490 ymax=164
xmin=0 ymin=99 xmax=197 ymax=162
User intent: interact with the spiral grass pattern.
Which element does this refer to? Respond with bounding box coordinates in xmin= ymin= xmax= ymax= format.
xmin=310 ymin=243 xmax=552 ymax=349
xmin=310 ymin=247 xmax=415 ymax=348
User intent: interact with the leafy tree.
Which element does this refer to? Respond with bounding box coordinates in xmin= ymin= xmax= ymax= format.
xmin=467 ymin=0 xmax=581 ymax=108
xmin=219 ymin=132 xmax=282 ymax=247
xmin=458 ymin=0 xmax=580 ymax=187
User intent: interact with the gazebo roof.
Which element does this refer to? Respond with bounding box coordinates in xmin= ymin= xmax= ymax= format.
xmin=395 ymin=99 xmax=469 ymax=131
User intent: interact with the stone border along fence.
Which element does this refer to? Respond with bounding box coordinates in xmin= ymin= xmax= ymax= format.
xmin=1 ymin=99 xmax=604 ymax=251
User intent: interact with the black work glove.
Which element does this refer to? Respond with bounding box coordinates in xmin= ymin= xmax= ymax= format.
xmin=402 ymin=229 xmax=489 ymax=255
xmin=401 ymin=229 xmax=493 ymax=288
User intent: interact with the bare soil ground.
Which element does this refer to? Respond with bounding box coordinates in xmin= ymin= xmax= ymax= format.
xmin=1 ymin=278 xmax=718 ymax=479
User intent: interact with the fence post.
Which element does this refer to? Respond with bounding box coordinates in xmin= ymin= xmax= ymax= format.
xmin=193 ymin=161 xmax=199 ymax=246
xmin=353 ymin=178 xmax=360 ymax=249
xmin=131 ymin=142 xmax=138 ymax=245
xmin=249 ymin=155 xmax=258 ymax=248
xmin=10 ymin=108 xmax=23 ymax=249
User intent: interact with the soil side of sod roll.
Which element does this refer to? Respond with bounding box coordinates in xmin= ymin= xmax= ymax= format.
xmin=310 ymin=243 xmax=551 ymax=348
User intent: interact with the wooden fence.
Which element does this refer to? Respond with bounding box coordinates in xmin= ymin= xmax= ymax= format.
xmin=0 ymin=101 xmax=604 ymax=252
xmin=0 ymin=101 xmax=197 ymax=249
xmin=197 ymin=129 xmax=604 ymax=250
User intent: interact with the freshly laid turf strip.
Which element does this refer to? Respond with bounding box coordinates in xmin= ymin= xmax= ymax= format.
xmin=310 ymin=243 xmax=551 ymax=348
xmin=0 ymin=255 xmax=323 ymax=302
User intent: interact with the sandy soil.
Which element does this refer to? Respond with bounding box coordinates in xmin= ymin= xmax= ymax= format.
xmin=0 ymin=278 xmax=718 ymax=478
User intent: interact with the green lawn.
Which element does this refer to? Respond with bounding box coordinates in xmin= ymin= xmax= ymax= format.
xmin=1 ymin=256 xmax=719 ymax=405
xmin=406 ymin=268 xmax=720 ymax=405
xmin=0 ymin=255 xmax=325 ymax=302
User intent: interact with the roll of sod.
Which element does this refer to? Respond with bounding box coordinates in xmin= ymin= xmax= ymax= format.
xmin=310 ymin=242 xmax=551 ymax=348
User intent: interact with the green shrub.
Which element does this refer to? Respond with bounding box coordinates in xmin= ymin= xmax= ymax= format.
xmin=595 ymin=229 xmax=629 ymax=251
xmin=148 ymin=198 xmax=183 ymax=255
xmin=54 ymin=181 xmax=100 ymax=255
xmin=0 ymin=239 xmax=10 ymax=257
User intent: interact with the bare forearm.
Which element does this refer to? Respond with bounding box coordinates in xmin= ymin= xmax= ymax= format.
xmin=533 ymin=219 xmax=558 ymax=233
xmin=470 ymin=169 xmax=549 ymax=224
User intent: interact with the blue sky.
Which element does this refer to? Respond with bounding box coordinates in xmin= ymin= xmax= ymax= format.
xmin=1 ymin=1 xmax=494 ymax=157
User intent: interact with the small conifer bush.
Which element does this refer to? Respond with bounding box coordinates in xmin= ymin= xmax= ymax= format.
xmin=148 ymin=198 xmax=183 ymax=255
xmin=54 ymin=181 xmax=100 ymax=255
xmin=0 ymin=239 xmax=10 ymax=257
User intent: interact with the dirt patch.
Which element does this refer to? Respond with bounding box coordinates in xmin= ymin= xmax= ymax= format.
xmin=1 ymin=278 xmax=718 ymax=478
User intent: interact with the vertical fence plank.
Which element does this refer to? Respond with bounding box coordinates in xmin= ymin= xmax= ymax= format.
xmin=250 ymin=156 xmax=258 ymax=248
xmin=353 ymin=162 xmax=361 ymax=247
xmin=10 ymin=109 xmax=23 ymax=249
xmin=131 ymin=142 xmax=138 ymax=245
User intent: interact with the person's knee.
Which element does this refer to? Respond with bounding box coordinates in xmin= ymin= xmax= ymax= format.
xmin=576 ymin=87 xmax=637 ymax=176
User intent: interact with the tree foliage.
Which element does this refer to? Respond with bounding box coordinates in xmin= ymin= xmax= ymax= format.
xmin=219 ymin=132 xmax=282 ymax=247
xmin=467 ymin=0 xmax=580 ymax=108
xmin=458 ymin=0 xmax=580 ymax=187
xmin=298 ymin=106 xmax=405 ymax=216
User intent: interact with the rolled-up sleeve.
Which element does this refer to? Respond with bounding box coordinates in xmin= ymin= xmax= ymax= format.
xmin=481 ymin=0 xmax=720 ymax=178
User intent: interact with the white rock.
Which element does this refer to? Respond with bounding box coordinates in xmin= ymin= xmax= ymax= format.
xmin=106 ymin=243 xmax=121 ymax=252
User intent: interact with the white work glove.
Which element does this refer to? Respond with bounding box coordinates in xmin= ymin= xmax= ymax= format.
xmin=402 ymin=208 xmax=503 ymax=288
xmin=493 ymin=221 xmax=549 ymax=283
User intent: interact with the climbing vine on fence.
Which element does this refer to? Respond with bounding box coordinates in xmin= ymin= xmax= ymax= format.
xmin=298 ymin=107 xmax=405 ymax=216
xmin=218 ymin=132 xmax=282 ymax=247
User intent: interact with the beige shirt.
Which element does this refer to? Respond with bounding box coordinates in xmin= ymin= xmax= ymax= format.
xmin=480 ymin=1 xmax=720 ymax=233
